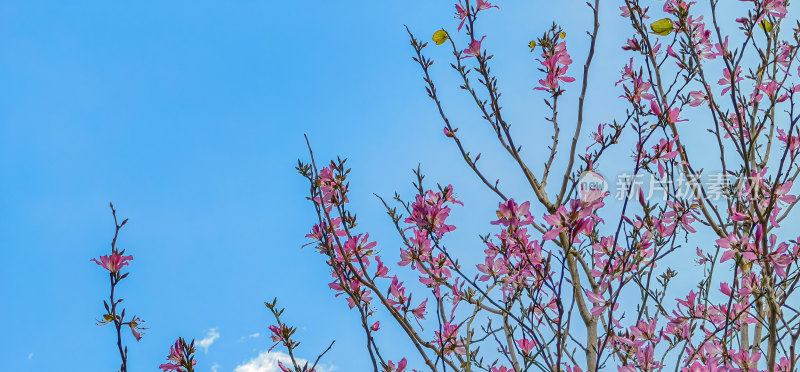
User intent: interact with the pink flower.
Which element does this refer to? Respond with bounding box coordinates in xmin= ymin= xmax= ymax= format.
xmin=537 ymin=73 xmax=561 ymax=92
xmin=385 ymin=358 xmax=407 ymax=372
xmin=535 ymin=42 xmax=575 ymax=93
xmin=651 ymin=137 xmax=680 ymax=177
xmin=164 ymin=340 xmax=182 ymax=362
xmin=634 ymin=344 xmax=661 ymax=370
xmin=666 ymin=45 xmax=679 ymax=59
xmin=128 ymin=316 xmax=145 ymax=341
xmin=370 ymin=321 xmax=380 ymax=331
xmin=719 ymin=66 xmax=742 ymax=95
xmin=758 ymin=81 xmax=788 ymax=102
xmin=374 ymin=256 xmax=389 ymax=278
xmin=316 ymin=165 xmax=349 ymax=208
xmin=269 ymin=324 xmax=285 ymax=343
xmin=622 ymin=38 xmax=641 ymax=51
xmin=730 ymin=349 xmax=761 ymax=371
xmin=396 ymin=358 xmax=407 ymax=372
xmin=433 ymin=321 xmax=465 ymax=356
xmin=454 ymin=0 xmax=497 ymax=32
xmin=629 ymin=317 xmax=660 ymax=344
xmin=587 ymin=123 xmax=606 ymax=150
xmin=455 ymin=2 xmax=468 ymax=31
xmin=691 ymin=22 xmax=716 ymax=60
xmin=622 ymin=75 xmax=654 ymax=103
xmin=777 ymin=357 xmax=792 ymax=372
xmin=775 ymin=180 xmax=796 ymax=203
xmin=778 ymin=42 xmax=792 ymax=69
xmin=716 ymin=233 xmax=754 ymax=263
xmin=412 ymin=298 xmax=428 ymax=319
xmin=585 ymin=290 xmax=610 ymax=316
xmin=764 ymin=0 xmax=787 ymax=18
xmin=461 ymin=36 xmax=486 ymax=59
xmin=720 ymin=282 xmax=732 ymax=296
xmin=159 ymin=363 xmax=183 ymax=372
xmin=650 ymin=100 xmax=685 ymax=124
xmin=404 ymin=189 xmax=459 ymax=238
xmin=616 ymin=58 xmax=635 ymax=86
xmin=158 ymin=339 xmax=196 ymax=372
xmin=586 ymin=287 xmax=620 ymax=316
xmin=689 ymin=90 xmax=707 ymax=107
xmin=476 ymin=256 xmax=508 ymax=281
xmin=91 ymin=253 xmax=133 ymax=273
xmin=515 ymin=338 xmax=536 ymax=354
xmin=663 ymin=0 xmax=692 ymax=15
xmin=388 ymin=276 xmax=407 ymax=304
xmin=476 ymin=0 xmax=498 ymax=11
xmin=491 ymin=199 xmax=534 ymax=228
xmin=130 ymin=327 xmax=143 ymax=341
xmin=543 ymin=199 xmax=600 ymax=242
xmin=712 ymin=36 xmax=729 ymax=59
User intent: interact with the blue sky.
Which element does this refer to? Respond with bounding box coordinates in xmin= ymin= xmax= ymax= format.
xmin=0 ymin=1 xmax=792 ymax=371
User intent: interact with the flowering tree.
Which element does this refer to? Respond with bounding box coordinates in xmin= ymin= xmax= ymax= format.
xmin=287 ymin=0 xmax=800 ymax=371
xmin=88 ymin=0 xmax=800 ymax=371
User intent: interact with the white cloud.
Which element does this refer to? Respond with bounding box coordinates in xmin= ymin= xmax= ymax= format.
xmin=233 ymin=351 xmax=334 ymax=372
xmin=238 ymin=332 xmax=261 ymax=342
xmin=197 ymin=328 xmax=220 ymax=353
xmin=211 ymin=362 xmax=220 ymax=372
xmin=27 ymin=353 xmax=33 ymax=360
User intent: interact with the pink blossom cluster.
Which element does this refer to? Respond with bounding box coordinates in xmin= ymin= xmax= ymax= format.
xmin=534 ymin=39 xmax=575 ymax=95
xmin=158 ymin=338 xmax=197 ymax=372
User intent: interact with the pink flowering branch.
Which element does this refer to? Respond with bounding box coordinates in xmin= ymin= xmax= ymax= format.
xmin=264 ymin=299 xmax=335 ymax=372
xmin=404 ymin=25 xmax=509 ymax=202
xmin=555 ymin=0 xmax=601 ymax=208
xmin=443 ymin=0 xmax=556 ymax=211
xmin=298 ymin=138 xmax=460 ymax=371
xmin=92 ymin=203 xmax=146 ymax=372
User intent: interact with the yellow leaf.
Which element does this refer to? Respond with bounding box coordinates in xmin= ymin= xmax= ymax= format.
xmin=559 ymin=31 xmax=566 ymax=39
xmin=528 ymin=40 xmax=537 ymax=52
xmin=432 ymin=29 xmax=449 ymax=45
xmin=759 ymin=20 xmax=773 ymax=32
xmin=650 ymin=18 xmax=674 ymax=36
